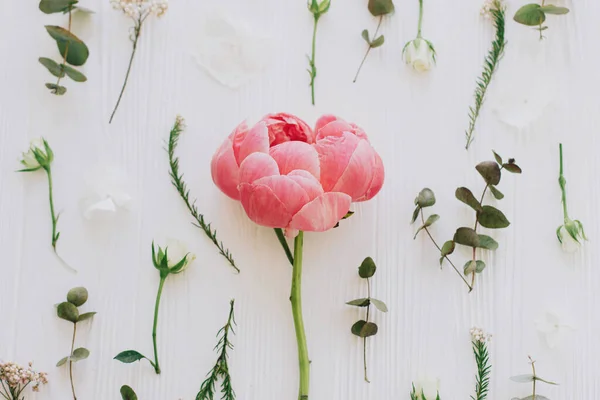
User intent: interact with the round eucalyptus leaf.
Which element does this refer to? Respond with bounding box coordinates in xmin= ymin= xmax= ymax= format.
xmin=358 ymin=257 xmax=376 ymax=278
xmin=77 ymin=312 xmax=96 ymax=322
xmin=368 ymin=0 xmax=394 ymax=16
xmin=453 ymin=227 xmax=480 ymax=248
xmin=503 ymin=163 xmax=522 ymax=174
xmin=478 ymin=205 xmax=510 ymax=229
xmin=370 ymin=35 xmax=385 ymax=48
xmin=39 ymin=57 xmax=65 ymax=78
xmin=351 ymin=320 xmax=378 ymax=337
xmin=489 ymin=185 xmax=504 ymax=200
xmin=455 ymin=187 xmax=482 ymax=211
xmin=39 ymin=0 xmax=78 ymax=14
xmin=463 ymin=260 xmax=486 ymax=275
xmin=56 ymin=356 xmax=69 ymax=367
xmin=477 ymin=234 xmax=499 ymax=250
xmin=370 ymin=298 xmax=388 ymax=312
xmin=45 ymin=25 xmax=89 ymax=66
xmin=539 ymin=5 xmax=569 ymax=14
xmin=71 ymin=347 xmax=90 ymax=362
xmin=62 ymin=65 xmax=87 ymax=82
xmin=57 ymin=301 xmax=79 ymax=322
xmin=120 ymin=385 xmax=138 ymax=400
xmin=67 ymin=287 xmax=88 ymax=306
xmin=361 ymin=29 xmax=370 ymax=44
xmin=46 ymin=83 xmax=67 ymax=95
xmin=415 ymin=188 xmax=436 ymax=208
xmin=514 ymin=4 xmax=546 ymax=26
xmin=476 ymin=161 xmax=501 ymax=185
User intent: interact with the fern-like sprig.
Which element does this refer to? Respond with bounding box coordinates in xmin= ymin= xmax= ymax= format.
xmin=465 ymin=0 xmax=506 ymax=150
xmin=471 ymin=339 xmax=491 ymax=400
xmin=196 ymin=299 xmax=237 ymax=400
xmin=167 ymin=116 xmax=239 ymax=273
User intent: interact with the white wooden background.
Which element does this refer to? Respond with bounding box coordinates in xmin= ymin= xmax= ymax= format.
xmin=1 ymin=0 xmax=598 ymax=399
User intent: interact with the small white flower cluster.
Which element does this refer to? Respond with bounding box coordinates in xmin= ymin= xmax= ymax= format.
xmin=0 ymin=361 xmax=48 ymax=392
xmin=470 ymin=327 xmax=493 ymax=343
xmin=110 ymin=0 xmax=168 ymax=19
xmin=480 ymin=0 xmax=504 ymax=19
xmin=175 ymin=115 xmax=186 ymax=129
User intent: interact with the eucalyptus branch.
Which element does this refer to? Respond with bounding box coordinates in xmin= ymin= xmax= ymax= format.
xmin=353 ymin=16 xmax=383 ymax=83
xmin=514 ymin=1 xmax=570 ymax=40
xmin=196 ymin=300 xmax=237 ymax=400
xmin=167 ymin=116 xmax=239 ymax=272
xmin=510 ymin=355 xmax=558 ymax=399
xmin=465 ymin=0 xmax=506 ymax=150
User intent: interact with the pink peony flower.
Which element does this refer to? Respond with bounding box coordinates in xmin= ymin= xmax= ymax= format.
xmin=211 ymin=112 xmax=384 ymax=234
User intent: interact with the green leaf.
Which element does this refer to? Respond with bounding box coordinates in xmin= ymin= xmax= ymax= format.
xmin=440 ymin=240 xmax=455 ymax=265
xmin=370 ymin=298 xmax=388 ymax=312
xmin=77 ymin=312 xmax=96 ymax=322
xmin=56 ymin=356 xmax=69 ymax=367
xmin=57 ymin=302 xmax=79 ymax=323
xmin=478 ymin=205 xmax=510 ymax=229
xmin=317 ymin=0 xmax=331 ymax=14
xmin=71 ymin=347 xmax=90 ymax=362
xmin=535 ymin=377 xmax=558 ymax=385
xmin=510 ymin=374 xmax=535 ymax=383
xmin=368 ymin=0 xmax=394 ymax=16
xmin=351 ymin=320 xmax=378 ymax=337
xmin=114 ymin=350 xmax=146 ymax=364
xmin=39 ymin=0 xmax=77 ymax=14
xmin=413 ymin=214 xmax=439 ymax=239
xmin=120 ymin=385 xmax=138 ymax=400
xmin=39 ymin=57 xmax=65 ymax=78
xmin=370 ymin=35 xmax=385 ymax=48
xmin=476 ymin=161 xmax=501 ymax=185
xmin=346 ymin=298 xmax=370 ymax=307
xmin=455 ymin=187 xmax=482 ymax=211
xmin=62 ymin=65 xmax=87 ymax=82
xmin=489 ymin=185 xmax=504 ymax=200
xmin=415 ymin=188 xmax=436 ymax=208
xmin=492 ymin=150 xmax=503 ymax=165
xmin=539 ymin=5 xmax=569 ymax=14
xmin=477 ymin=234 xmax=499 ymax=250
xmin=453 ymin=227 xmax=480 ymax=248
xmin=361 ymin=29 xmax=370 ymax=44
xmin=67 ymin=287 xmax=88 ymax=306
xmin=358 ymin=257 xmax=376 ymax=278
xmin=503 ymin=163 xmax=522 ymax=174
xmin=45 ymin=25 xmax=89 ymax=66
xmin=463 ymin=260 xmax=486 ymax=274
xmin=46 ymin=83 xmax=67 ymax=95
xmin=514 ymin=4 xmax=546 ymax=26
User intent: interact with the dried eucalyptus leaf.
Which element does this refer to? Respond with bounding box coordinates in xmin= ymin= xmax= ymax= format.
xmin=39 ymin=57 xmax=65 ymax=78
xmin=453 ymin=227 xmax=480 ymax=247
xmin=370 ymin=298 xmax=388 ymax=312
xmin=39 ymin=0 xmax=78 ymax=14
xmin=346 ymin=298 xmax=370 ymax=307
xmin=415 ymin=188 xmax=435 ymax=208
xmin=455 ymin=187 xmax=482 ymax=211
xmin=503 ymin=163 xmax=522 ymax=174
xmin=493 ymin=150 xmax=503 ymax=165
xmin=67 ymin=287 xmax=88 ymax=306
xmin=476 ymin=161 xmax=501 ymax=185
xmin=478 ymin=205 xmax=510 ymax=229
xmin=477 ymin=234 xmax=499 ymax=250
xmin=368 ymin=0 xmax=395 ymax=16
xmin=463 ymin=260 xmax=485 ymax=274
xmin=539 ymin=5 xmax=569 ymax=14
xmin=510 ymin=374 xmax=535 ymax=383
xmin=489 ymin=185 xmax=504 ymax=200
xmin=440 ymin=240 xmax=455 ymax=265
xmin=120 ymin=385 xmax=138 ymax=400
xmin=358 ymin=257 xmax=376 ymax=278
xmin=514 ymin=4 xmax=546 ymax=26
xmin=57 ymin=301 xmax=79 ymax=323
xmin=46 ymin=83 xmax=67 ymax=95
xmin=71 ymin=347 xmax=90 ymax=362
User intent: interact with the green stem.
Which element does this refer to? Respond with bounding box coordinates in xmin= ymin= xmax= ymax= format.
xmin=291 ymin=231 xmax=309 ymax=400
xmin=69 ymin=323 xmax=77 ymax=400
xmin=55 ymin=8 xmax=72 ymax=91
xmin=46 ymin=166 xmax=59 ymax=251
xmin=363 ymin=278 xmax=371 ymax=383
xmin=417 ymin=0 xmax=424 ymax=37
xmin=353 ymin=16 xmax=383 ymax=83
xmin=274 ymin=228 xmax=294 ymax=265
xmin=559 ymin=143 xmax=569 ymax=221
xmin=152 ymin=275 xmax=167 ymax=374
xmin=309 ymin=15 xmax=319 ymax=106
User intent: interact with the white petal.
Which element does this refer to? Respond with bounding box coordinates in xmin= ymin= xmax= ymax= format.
xmin=83 ymin=198 xmax=117 ymax=220
xmin=558 ymin=226 xmax=581 ymax=253
xmin=80 ymin=165 xmax=132 ymax=220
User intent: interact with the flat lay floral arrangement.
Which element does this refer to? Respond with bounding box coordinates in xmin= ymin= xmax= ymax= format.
xmin=1 ymin=0 xmax=593 ymax=399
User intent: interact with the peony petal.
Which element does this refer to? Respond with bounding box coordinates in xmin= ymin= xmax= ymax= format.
xmin=239 ymin=152 xmax=279 ymax=185
xmin=211 ymin=137 xmax=241 ymax=200
xmin=261 ymin=112 xmax=315 ymax=145
xmin=314 ymin=132 xmax=361 ymax=192
xmin=316 ymin=119 xmax=354 ymax=140
xmin=239 ymin=183 xmax=293 ymax=228
xmin=287 ymin=170 xmax=324 ymax=201
xmin=314 ymin=114 xmax=339 ymax=133
xmin=235 ymin=122 xmax=269 ymax=165
xmin=251 ymin=175 xmax=310 ymax=216
xmin=356 ymin=151 xmax=385 ymax=201
xmin=331 ymin=139 xmax=375 ymax=200
xmin=288 ymin=192 xmax=351 ymax=232
xmin=269 ymin=141 xmax=320 ymax=179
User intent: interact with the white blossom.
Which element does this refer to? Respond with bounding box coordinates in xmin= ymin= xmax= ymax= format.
xmin=110 ymin=0 xmax=168 ymax=19
xmin=470 ymin=327 xmax=492 ymax=343
xmin=535 ymin=312 xmax=575 ymax=349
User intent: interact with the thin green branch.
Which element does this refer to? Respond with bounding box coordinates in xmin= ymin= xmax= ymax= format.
xmin=274 ymin=228 xmax=294 ymax=265
xmin=167 ymin=116 xmax=239 ymax=273
xmin=465 ymin=1 xmax=506 ymax=150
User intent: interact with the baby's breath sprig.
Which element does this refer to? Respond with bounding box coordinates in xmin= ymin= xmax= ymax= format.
xmin=470 ymin=327 xmax=492 ymax=400
xmin=353 ymin=0 xmax=395 ymax=83
xmin=510 ymin=356 xmax=558 ymax=400
xmin=307 ymin=0 xmax=331 ymax=105
xmin=196 ymin=299 xmax=237 ymax=400
xmin=166 ymin=116 xmax=239 ymax=272
xmin=465 ymin=0 xmax=506 ymax=150
xmin=412 ymin=151 xmax=522 ymax=292
xmin=38 ymin=0 xmax=90 ymax=95
xmin=114 ymin=240 xmax=194 ymax=374
xmin=346 ymin=257 xmax=388 ymax=383
xmin=514 ymin=1 xmax=569 ymax=39
xmin=109 ymin=0 xmax=168 ymax=123
xmin=56 ymin=287 xmax=96 ymax=400
xmin=0 ymin=361 xmax=48 ymax=400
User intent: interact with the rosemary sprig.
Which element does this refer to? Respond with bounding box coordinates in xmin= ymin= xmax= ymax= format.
xmin=167 ymin=116 xmax=239 ymax=272
xmin=196 ymin=299 xmax=237 ymax=400
xmin=470 ymin=330 xmax=491 ymax=400
xmin=465 ymin=0 xmax=506 ymax=150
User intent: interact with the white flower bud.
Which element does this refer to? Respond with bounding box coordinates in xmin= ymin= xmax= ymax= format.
xmin=402 ymin=38 xmax=436 ymax=72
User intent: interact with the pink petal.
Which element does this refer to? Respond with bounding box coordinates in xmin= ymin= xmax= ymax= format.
xmin=356 ymin=152 xmax=385 ymax=202
xmin=316 ymin=120 xmax=354 ymax=141
xmin=269 ymin=141 xmax=320 ymax=180
xmin=239 ymin=183 xmax=293 ymax=228
xmin=239 ymin=153 xmax=279 ymax=185
xmin=286 ymin=170 xmax=324 ymax=201
xmin=331 ymin=139 xmax=375 ymax=200
xmin=314 ymin=115 xmax=339 ymax=133
xmin=211 ymin=137 xmax=241 ymax=200
xmin=314 ymin=132 xmax=361 ymax=192
xmin=261 ymin=112 xmax=315 ymax=145
xmin=233 ymin=122 xmax=269 ymax=165
xmin=251 ymin=175 xmax=310 ymax=216
xmin=288 ymin=192 xmax=352 ymax=232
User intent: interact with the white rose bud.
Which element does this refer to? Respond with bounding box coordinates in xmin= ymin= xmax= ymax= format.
xmin=20 ymin=138 xmax=53 ymax=171
xmin=165 ymin=238 xmax=195 ymax=273
xmin=402 ymin=38 xmax=436 ymax=72
xmin=557 ymin=219 xmax=586 ymax=253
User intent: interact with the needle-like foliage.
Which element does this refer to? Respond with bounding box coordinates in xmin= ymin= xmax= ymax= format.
xmin=471 ymin=339 xmax=491 ymax=400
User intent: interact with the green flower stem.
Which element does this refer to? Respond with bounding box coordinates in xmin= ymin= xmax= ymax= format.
xmin=274 ymin=228 xmax=294 ymax=265
xmin=559 ymin=143 xmax=569 ymax=220
xmin=69 ymin=323 xmax=77 ymax=400
xmin=363 ymin=278 xmax=371 ymax=383
xmin=45 ymin=166 xmax=60 ymax=251
xmin=151 ymin=274 xmax=167 ymax=374
xmin=55 ymin=9 xmax=73 ymax=90
xmin=308 ymin=15 xmax=320 ymax=106
xmin=291 ymin=231 xmax=309 ymax=400
xmin=353 ymin=16 xmax=383 ymax=83
xmin=417 ymin=0 xmax=424 ymax=38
